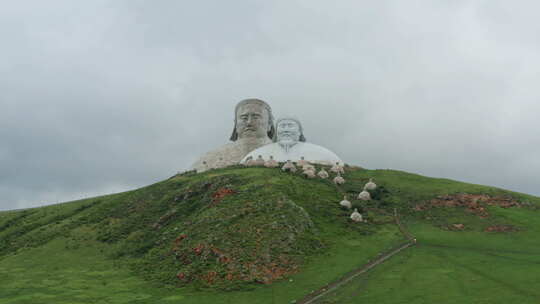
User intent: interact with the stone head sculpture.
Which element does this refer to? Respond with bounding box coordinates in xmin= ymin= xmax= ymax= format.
xmin=273 ymin=117 xmax=306 ymax=151
xmin=229 ymin=99 xmax=275 ymax=141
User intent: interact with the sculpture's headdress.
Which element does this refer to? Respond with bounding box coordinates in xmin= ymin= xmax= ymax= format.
xmin=273 ymin=116 xmax=307 ymax=142
xmin=229 ymin=98 xmax=275 ymax=141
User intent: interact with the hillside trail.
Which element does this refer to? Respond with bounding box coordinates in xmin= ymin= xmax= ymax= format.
xmin=296 ymin=240 xmax=414 ymax=304
xmin=296 ymin=176 xmax=539 ymax=303
xmin=296 ymin=172 xmax=417 ymax=304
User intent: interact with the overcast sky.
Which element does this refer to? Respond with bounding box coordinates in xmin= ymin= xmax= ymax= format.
xmin=1 ymin=0 xmax=539 ymax=211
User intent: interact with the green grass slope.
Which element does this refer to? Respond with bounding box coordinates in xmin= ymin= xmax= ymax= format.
xmin=1 ymin=165 xmax=539 ymax=304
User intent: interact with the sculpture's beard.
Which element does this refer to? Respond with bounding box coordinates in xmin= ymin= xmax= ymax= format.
xmin=278 ymin=135 xmax=298 ymax=153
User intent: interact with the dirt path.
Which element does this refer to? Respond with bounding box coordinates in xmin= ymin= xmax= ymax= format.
xmin=296 ymin=208 xmax=416 ymax=304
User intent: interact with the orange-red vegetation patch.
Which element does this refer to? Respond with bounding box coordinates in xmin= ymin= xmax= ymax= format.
xmin=175 ymin=234 xmax=187 ymax=244
xmin=202 ymin=271 xmax=219 ymax=284
xmin=484 ymin=225 xmax=519 ymax=232
xmin=172 ymin=242 xmax=300 ymax=285
xmin=258 ymin=263 xmax=298 ymax=284
xmin=451 ymin=223 xmax=465 ymax=230
xmin=414 ymin=194 xmax=522 ymax=218
xmin=171 ymin=234 xmax=188 ymax=251
xmin=211 ymin=187 xmax=235 ymax=205
xmin=193 ymin=243 xmax=205 ymax=255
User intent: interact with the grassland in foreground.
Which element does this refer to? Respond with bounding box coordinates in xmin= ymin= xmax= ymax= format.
xmin=1 ymin=166 xmax=539 ymax=303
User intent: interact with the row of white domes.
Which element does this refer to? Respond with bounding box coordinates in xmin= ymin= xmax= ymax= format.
xmin=245 ymin=156 xmax=347 ymax=183
xmin=339 ymin=179 xmax=378 ymax=222
xmin=247 ymin=156 xmax=378 ymax=223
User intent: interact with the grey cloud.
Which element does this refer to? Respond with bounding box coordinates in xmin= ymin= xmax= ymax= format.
xmin=1 ymin=0 xmax=540 ymax=210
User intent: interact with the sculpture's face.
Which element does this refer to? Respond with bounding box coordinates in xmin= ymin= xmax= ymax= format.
xmin=277 ymin=119 xmax=300 ymax=145
xmin=236 ymin=103 xmax=270 ymax=139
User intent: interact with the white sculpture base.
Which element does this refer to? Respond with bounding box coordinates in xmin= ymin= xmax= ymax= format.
xmin=241 ymin=142 xmax=343 ymax=166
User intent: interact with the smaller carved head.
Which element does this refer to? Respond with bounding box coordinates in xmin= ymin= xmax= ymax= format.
xmin=274 ymin=117 xmax=306 ymax=145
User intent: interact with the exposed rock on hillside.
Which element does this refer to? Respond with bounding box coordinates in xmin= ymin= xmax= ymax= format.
xmin=168 ymin=198 xmax=320 ymax=287
xmin=414 ymin=194 xmax=523 ymax=218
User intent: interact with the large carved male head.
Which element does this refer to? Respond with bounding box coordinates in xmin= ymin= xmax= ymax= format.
xmin=274 ymin=117 xmax=306 ymax=151
xmin=230 ymin=99 xmax=275 ymax=141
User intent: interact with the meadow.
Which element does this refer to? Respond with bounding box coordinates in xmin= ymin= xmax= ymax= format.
xmin=1 ymin=166 xmax=539 ymax=303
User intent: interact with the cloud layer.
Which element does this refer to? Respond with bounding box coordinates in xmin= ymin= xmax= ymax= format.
xmin=2 ymin=0 xmax=539 ymax=210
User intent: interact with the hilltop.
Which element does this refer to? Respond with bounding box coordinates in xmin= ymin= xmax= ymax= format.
xmin=1 ymin=165 xmax=539 ymax=303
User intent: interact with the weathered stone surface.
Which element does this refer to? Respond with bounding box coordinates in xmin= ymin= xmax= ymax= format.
xmin=297 ymin=157 xmax=309 ymax=167
xmin=245 ymin=156 xmax=256 ymax=167
xmin=254 ymin=155 xmax=265 ymax=166
xmin=192 ymin=99 xmax=275 ymax=172
xmin=264 ymin=156 xmax=279 ymax=168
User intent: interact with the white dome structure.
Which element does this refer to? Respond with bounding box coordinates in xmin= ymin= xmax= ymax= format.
xmin=364 ymin=178 xmax=377 ymax=191
xmin=350 ymin=209 xmax=363 ymax=222
xmin=282 ymin=160 xmax=297 ymax=172
xmin=330 ymin=162 xmax=345 ymax=174
xmin=358 ymin=190 xmax=371 ymax=201
xmin=333 ymin=173 xmax=345 ymax=185
xmin=264 ymin=156 xmax=279 ymax=168
xmin=302 ymin=164 xmax=315 ymax=172
xmin=317 ymin=168 xmax=329 ymax=179
xmin=340 ymin=196 xmax=352 ymax=209
xmin=303 ymin=169 xmax=316 ymax=178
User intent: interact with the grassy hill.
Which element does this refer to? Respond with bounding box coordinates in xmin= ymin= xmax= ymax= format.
xmin=1 ymin=165 xmax=539 ymax=303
